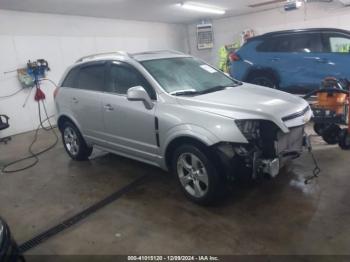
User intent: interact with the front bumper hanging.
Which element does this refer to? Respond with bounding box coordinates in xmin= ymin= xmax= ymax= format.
xmin=215 ymin=126 xmax=308 ymax=179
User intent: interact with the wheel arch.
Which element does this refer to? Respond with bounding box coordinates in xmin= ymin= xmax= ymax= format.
xmin=57 ymin=114 xmax=81 ymax=132
xmin=244 ymin=67 xmax=280 ymax=86
xmin=164 ymin=136 xmax=212 ymax=171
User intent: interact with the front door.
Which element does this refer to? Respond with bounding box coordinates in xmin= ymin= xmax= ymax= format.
xmin=101 ymin=61 xmax=159 ymax=162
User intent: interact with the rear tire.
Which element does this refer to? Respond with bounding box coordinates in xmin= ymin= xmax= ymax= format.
xmin=172 ymin=144 xmax=224 ymax=205
xmin=61 ymin=121 xmax=93 ymax=161
xmin=248 ymin=74 xmax=278 ymax=89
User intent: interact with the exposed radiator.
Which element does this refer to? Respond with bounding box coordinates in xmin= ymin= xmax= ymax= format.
xmin=276 ymin=126 xmax=304 ymax=156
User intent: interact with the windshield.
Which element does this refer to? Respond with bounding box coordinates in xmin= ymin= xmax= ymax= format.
xmin=141 ymin=57 xmax=241 ymax=95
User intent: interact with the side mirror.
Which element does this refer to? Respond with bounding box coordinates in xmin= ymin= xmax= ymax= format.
xmin=127 ymin=86 xmax=154 ymax=110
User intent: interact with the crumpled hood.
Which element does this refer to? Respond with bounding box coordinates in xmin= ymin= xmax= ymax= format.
xmin=176 ymin=83 xmax=309 ymax=131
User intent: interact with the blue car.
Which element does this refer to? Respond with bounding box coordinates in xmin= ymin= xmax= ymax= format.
xmin=230 ymin=28 xmax=350 ymax=94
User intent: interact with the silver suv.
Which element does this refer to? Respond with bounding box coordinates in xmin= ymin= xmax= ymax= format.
xmin=55 ymin=50 xmax=312 ymax=205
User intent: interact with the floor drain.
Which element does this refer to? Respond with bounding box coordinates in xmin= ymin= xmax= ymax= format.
xmin=19 ymin=175 xmax=147 ymax=253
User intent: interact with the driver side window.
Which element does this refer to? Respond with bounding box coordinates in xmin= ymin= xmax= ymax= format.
xmin=107 ymin=61 xmax=156 ymax=100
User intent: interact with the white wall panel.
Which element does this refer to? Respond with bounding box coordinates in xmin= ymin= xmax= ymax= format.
xmin=60 ymin=37 xmax=97 ymax=67
xmin=0 ymin=10 xmax=188 ymax=136
xmin=0 ymin=35 xmax=18 ymax=81
xmin=94 ymin=37 xmax=150 ymax=53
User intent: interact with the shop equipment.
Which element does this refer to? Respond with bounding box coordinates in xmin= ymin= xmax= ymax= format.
xmin=0 ymin=115 xmax=11 ymax=144
xmin=0 ymin=217 xmax=24 ymax=261
xmin=305 ymin=77 xmax=350 ymax=150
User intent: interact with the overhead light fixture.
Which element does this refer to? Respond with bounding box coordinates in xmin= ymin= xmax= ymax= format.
xmin=178 ymin=2 xmax=226 ymax=15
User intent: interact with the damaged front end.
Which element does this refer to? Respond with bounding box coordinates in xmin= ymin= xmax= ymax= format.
xmin=214 ymin=120 xmax=307 ymax=180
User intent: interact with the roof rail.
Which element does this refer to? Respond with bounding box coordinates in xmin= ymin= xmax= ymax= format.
xmin=152 ymin=50 xmax=185 ymax=55
xmin=75 ymin=51 xmax=130 ymax=63
xmin=131 ymin=50 xmax=185 ymax=56
xmin=167 ymin=50 xmax=186 ymax=55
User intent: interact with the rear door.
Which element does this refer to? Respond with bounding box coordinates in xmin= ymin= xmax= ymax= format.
xmin=286 ymin=32 xmax=325 ymax=93
xmin=258 ymin=33 xmax=324 ymax=94
xmin=68 ymin=61 xmax=106 ymax=143
xmin=318 ymin=32 xmax=350 ymax=80
xmin=254 ymin=35 xmax=294 ymax=91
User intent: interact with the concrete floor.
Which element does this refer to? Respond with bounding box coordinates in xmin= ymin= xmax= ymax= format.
xmin=0 ymin=126 xmax=350 ymax=256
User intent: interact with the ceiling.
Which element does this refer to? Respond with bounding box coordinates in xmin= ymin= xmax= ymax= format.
xmin=0 ymin=0 xmax=289 ymax=24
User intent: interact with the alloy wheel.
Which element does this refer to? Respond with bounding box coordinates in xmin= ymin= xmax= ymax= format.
xmin=177 ymin=153 xmax=209 ymax=198
xmin=64 ymin=126 xmax=80 ymax=156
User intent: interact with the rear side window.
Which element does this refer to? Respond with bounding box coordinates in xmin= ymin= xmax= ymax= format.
xmin=289 ymin=33 xmax=323 ymax=53
xmin=77 ymin=64 xmax=105 ymax=92
xmin=323 ymin=33 xmax=350 ymax=53
xmin=62 ymin=67 xmax=79 ymax=87
xmin=107 ymin=61 xmax=156 ymax=100
xmin=256 ymin=37 xmax=290 ymax=52
xmin=256 ymin=38 xmax=279 ymax=52
xmin=257 ymin=33 xmax=322 ymax=53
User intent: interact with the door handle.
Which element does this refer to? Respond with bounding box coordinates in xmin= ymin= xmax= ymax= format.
xmin=271 ymin=58 xmax=280 ymax=62
xmin=72 ymin=97 xmax=79 ymax=104
xmin=104 ymin=104 xmax=114 ymax=111
xmin=315 ymin=58 xmax=328 ymax=64
xmin=305 ymin=57 xmax=328 ymax=63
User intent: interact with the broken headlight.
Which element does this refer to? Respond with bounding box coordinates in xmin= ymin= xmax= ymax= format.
xmin=235 ymin=120 xmax=260 ymax=140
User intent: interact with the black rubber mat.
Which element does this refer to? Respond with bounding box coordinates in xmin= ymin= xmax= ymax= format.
xmin=19 ymin=175 xmax=147 ymax=253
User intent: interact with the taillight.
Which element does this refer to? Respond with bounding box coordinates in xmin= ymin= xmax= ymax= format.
xmin=229 ymin=52 xmax=241 ymax=62
xmin=53 ymin=87 xmax=60 ymax=98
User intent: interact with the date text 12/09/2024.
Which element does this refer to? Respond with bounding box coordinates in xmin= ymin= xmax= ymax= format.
xmin=127 ymin=256 xmax=220 ymax=261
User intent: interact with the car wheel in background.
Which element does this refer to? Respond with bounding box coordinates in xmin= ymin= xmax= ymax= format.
xmin=339 ymin=129 xmax=350 ymax=150
xmin=248 ymin=73 xmax=278 ymax=89
xmin=321 ymin=124 xmax=341 ymax=145
xmin=314 ymin=123 xmax=327 ymax=136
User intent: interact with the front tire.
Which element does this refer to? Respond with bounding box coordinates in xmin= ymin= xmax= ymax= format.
xmin=172 ymin=144 xmax=224 ymax=205
xmin=61 ymin=121 xmax=93 ymax=161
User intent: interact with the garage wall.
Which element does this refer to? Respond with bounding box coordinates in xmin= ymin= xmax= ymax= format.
xmin=0 ymin=10 xmax=188 ymax=136
xmin=187 ymin=2 xmax=350 ymax=66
